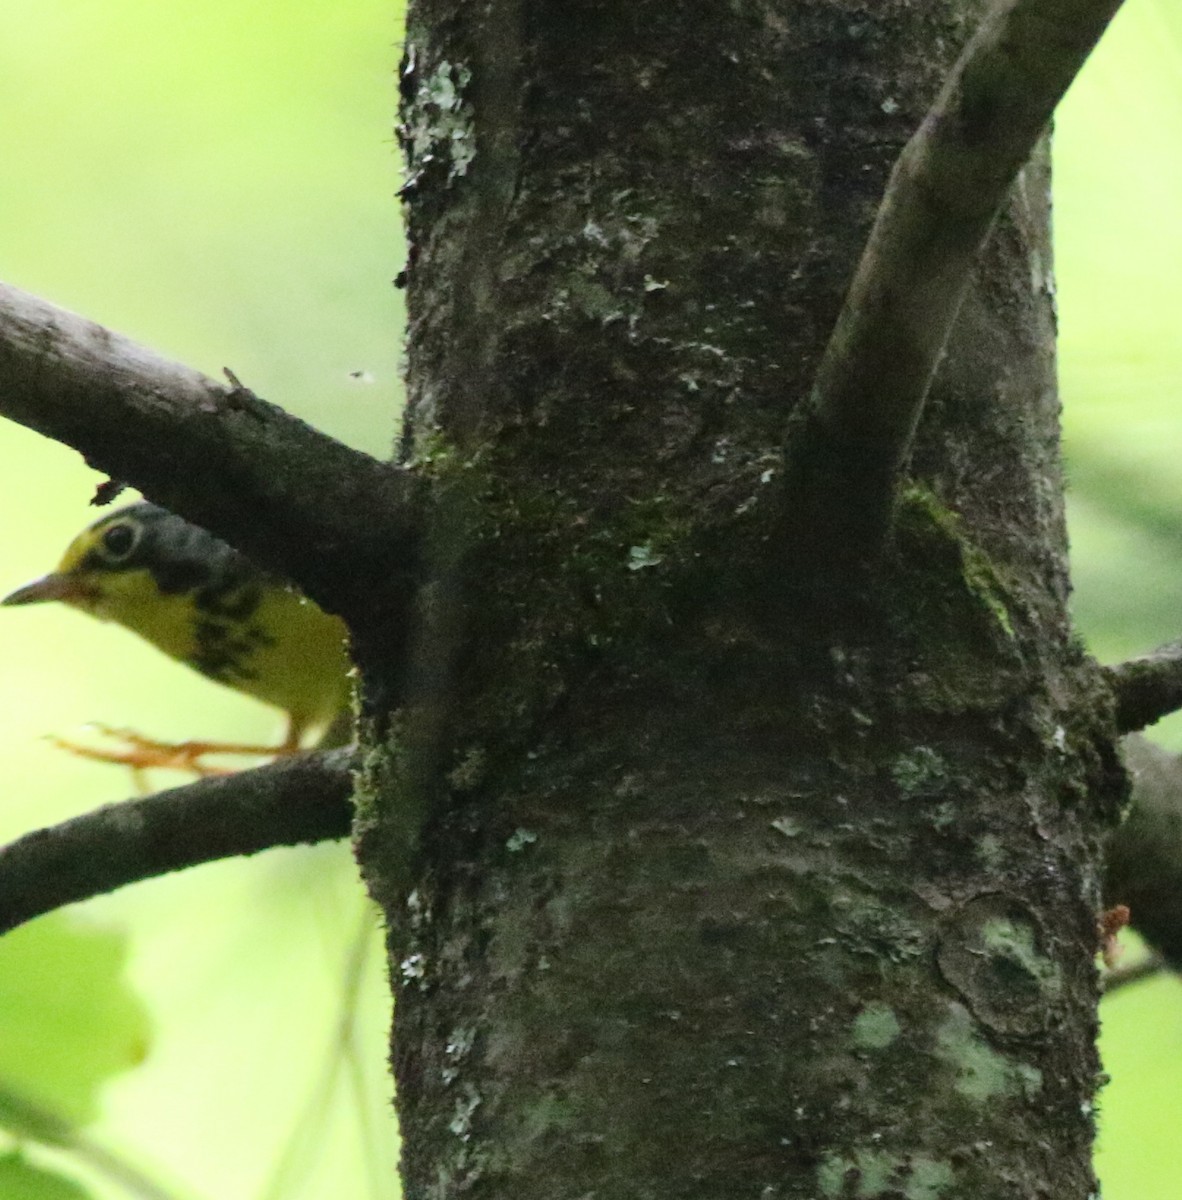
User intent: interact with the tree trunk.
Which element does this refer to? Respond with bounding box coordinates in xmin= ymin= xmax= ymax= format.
xmin=356 ymin=1 xmax=1124 ymax=1195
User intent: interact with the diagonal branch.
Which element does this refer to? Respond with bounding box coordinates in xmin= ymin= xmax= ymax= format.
xmin=0 ymin=281 xmax=424 ymax=629
xmin=1107 ymin=640 xmax=1182 ymax=734
xmin=782 ymin=0 xmax=1124 ymax=562
xmin=0 ymin=748 xmax=356 ymax=936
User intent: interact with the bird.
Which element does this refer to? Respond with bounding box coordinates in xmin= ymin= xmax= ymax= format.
xmin=2 ymin=501 xmax=351 ymax=773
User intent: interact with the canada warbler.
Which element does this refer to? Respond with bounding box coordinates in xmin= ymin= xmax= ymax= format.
xmin=3 ymin=502 xmax=350 ymax=771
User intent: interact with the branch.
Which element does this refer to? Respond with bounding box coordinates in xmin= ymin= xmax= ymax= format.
xmin=1101 ymin=953 xmax=1166 ymax=997
xmin=783 ymin=0 xmax=1124 ymax=561
xmin=0 ymin=749 xmax=355 ymax=936
xmin=1106 ymin=641 xmax=1182 ymax=734
xmin=1106 ymin=735 xmax=1182 ymax=971
xmin=0 ymin=281 xmax=424 ymax=629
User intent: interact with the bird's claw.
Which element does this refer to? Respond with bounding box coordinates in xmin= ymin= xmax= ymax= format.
xmin=47 ymin=724 xmax=294 ymax=779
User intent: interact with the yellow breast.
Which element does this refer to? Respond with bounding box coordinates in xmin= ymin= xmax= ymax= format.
xmin=3 ymin=503 xmax=351 ymax=748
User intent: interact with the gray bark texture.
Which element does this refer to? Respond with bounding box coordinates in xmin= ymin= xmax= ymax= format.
xmin=353 ymin=2 xmax=1125 ymax=1196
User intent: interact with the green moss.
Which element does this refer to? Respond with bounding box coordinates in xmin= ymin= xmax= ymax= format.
xmin=449 ymin=745 xmax=489 ymax=792
xmin=931 ymin=801 xmax=957 ymax=830
xmin=818 ymin=1149 xmax=955 ymax=1199
xmin=408 ymin=424 xmax=462 ymax=471
xmin=565 ymin=274 xmax=628 ymax=324
xmin=935 ymin=1003 xmax=1044 ymax=1103
xmin=393 ymin=433 xmax=712 ymax=767
xmin=887 ymin=485 xmax=1028 ymax=716
xmin=891 ymin=746 xmax=949 ymax=797
xmin=852 ymin=1001 xmax=901 ymax=1050
xmin=896 ymin=485 xmax=1016 ymax=641
xmin=410 ymin=425 xmax=700 ymax=647
xmin=353 ymin=726 xmax=412 ymax=839
xmin=579 ymin=492 xmax=693 ymax=574
xmin=962 ymin=544 xmax=1015 ymax=638
xmin=896 ymin=484 xmax=960 ymax=541
xmin=980 ymin=917 xmax=1063 ymax=1000
xmin=906 ymin=1158 xmax=956 ymax=1200
xmin=974 ymin=832 xmax=1005 ymax=870
xmin=351 ymin=725 xmax=396 ymax=828
xmin=351 ymin=710 xmax=431 ymax=921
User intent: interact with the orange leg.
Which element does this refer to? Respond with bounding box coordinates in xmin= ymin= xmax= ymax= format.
xmin=48 ymin=722 xmax=300 ymax=778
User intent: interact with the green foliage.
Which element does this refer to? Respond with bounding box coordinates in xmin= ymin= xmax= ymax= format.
xmin=0 ymin=915 xmax=149 ymax=1130
xmin=0 ymin=1152 xmax=92 ymax=1200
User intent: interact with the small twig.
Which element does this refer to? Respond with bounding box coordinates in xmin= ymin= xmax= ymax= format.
xmin=0 ymin=281 xmax=423 ymax=630
xmin=0 ymin=749 xmax=356 ymax=936
xmin=1101 ymin=953 xmax=1167 ymax=996
xmin=90 ymin=477 xmax=128 ymax=506
xmin=1106 ymin=641 xmax=1182 ymax=733
xmin=260 ymin=906 xmax=387 ymax=1200
xmin=0 ymin=1081 xmax=204 ymax=1200
xmin=783 ymin=0 xmax=1124 ymax=562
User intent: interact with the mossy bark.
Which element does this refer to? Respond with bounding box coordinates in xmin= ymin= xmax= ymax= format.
xmin=355 ymin=1 xmax=1124 ymax=1196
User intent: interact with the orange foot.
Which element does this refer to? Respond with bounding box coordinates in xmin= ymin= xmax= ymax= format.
xmin=1097 ymin=904 xmax=1131 ymax=970
xmin=48 ymin=723 xmax=297 ymax=780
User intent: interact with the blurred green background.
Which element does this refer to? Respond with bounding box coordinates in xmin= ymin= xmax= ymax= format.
xmin=0 ymin=2 xmax=404 ymax=1198
xmin=1058 ymin=2 xmax=1182 ymax=1194
xmin=0 ymin=1 xmax=1178 ymax=1196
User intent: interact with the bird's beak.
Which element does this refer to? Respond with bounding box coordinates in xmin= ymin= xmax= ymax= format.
xmin=1 ymin=572 xmax=92 ymax=607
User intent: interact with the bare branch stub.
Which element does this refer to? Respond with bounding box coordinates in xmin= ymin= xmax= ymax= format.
xmin=1106 ymin=735 xmax=1182 ymax=972
xmin=1101 ymin=953 xmax=1166 ymax=997
xmin=0 ymin=280 xmax=425 ymax=631
xmin=0 ymin=749 xmax=356 ymax=935
xmin=781 ymin=0 xmax=1124 ymax=566
xmin=1107 ymin=641 xmax=1182 ymax=734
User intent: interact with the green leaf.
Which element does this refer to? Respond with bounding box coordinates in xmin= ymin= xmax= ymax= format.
xmin=0 ymin=914 xmax=150 ymax=1127
xmin=0 ymin=1151 xmax=92 ymax=1200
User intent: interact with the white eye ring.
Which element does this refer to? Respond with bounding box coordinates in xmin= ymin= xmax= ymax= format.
xmin=98 ymin=521 xmax=142 ymax=563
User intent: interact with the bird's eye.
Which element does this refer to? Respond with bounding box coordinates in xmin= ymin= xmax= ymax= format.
xmin=99 ymin=521 xmax=140 ymax=562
